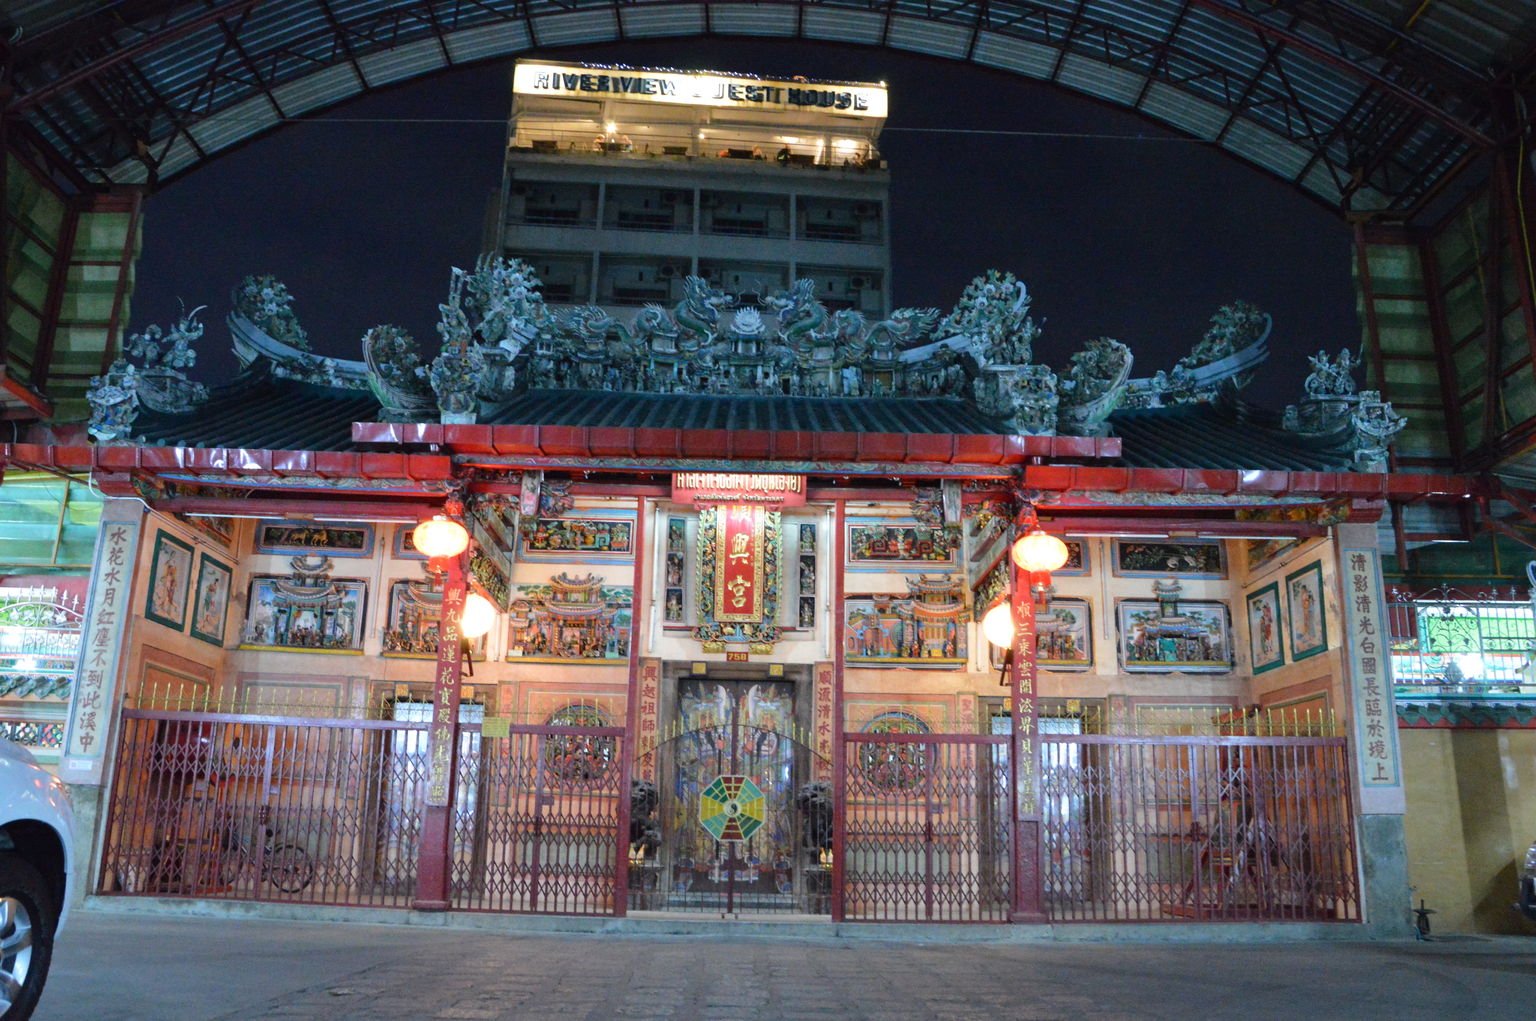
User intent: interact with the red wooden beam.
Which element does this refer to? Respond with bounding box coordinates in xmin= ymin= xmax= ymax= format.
xmin=1038 ymin=516 xmax=1330 ymax=539
xmin=155 ymin=497 xmax=442 ymax=521
xmin=354 ymin=422 xmax=1123 ymax=465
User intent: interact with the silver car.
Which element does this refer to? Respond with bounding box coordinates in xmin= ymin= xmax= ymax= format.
xmin=0 ymin=737 xmax=74 ymax=1020
xmin=1518 ymin=838 xmax=1536 ymax=924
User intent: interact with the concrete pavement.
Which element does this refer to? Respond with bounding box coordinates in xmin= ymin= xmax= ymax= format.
xmin=37 ymin=906 xmax=1536 ymax=1020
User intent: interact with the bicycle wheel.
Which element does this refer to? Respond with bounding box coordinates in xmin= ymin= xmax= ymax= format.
xmin=263 ymin=844 xmax=315 ymax=893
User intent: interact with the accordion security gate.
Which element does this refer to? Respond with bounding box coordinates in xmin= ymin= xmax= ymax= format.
xmin=98 ymin=710 xmax=625 ymax=915
xmin=841 ymin=733 xmax=1012 ymax=923
xmin=1040 ymin=733 xmax=1360 ymax=922
xmin=100 ymin=711 xmax=1357 ymax=925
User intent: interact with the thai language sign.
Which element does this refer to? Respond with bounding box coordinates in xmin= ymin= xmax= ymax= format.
xmin=514 ymin=63 xmax=887 ymax=118
xmin=674 ymin=472 xmax=806 ymax=507
xmin=1344 ymin=547 xmax=1401 ymax=788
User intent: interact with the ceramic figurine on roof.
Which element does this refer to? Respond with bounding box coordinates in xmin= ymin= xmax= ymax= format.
xmin=1121 ymin=301 xmax=1272 ymax=408
xmin=941 ymin=270 xmax=1038 ymax=367
xmin=1058 ymin=337 xmax=1134 ymax=437
xmin=362 ymin=325 xmax=434 ymax=422
xmin=230 ymin=275 xmax=368 ymax=390
xmin=87 ymin=306 xmax=211 ymax=442
xmin=430 ymin=271 xmax=490 ymax=424
xmin=1282 ymin=348 xmax=1406 ymax=470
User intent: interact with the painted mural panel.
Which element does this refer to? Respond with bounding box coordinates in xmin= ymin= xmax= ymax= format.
xmin=845 ymin=575 xmax=966 ymax=665
xmin=145 ymin=531 xmax=193 ymax=631
xmin=189 ymin=553 xmax=232 ymax=646
xmin=1037 ymin=599 xmax=1092 ymax=669
xmin=1117 ymin=599 xmax=1233 ymax=673
xmin=1113 ymin=539 xmax=1226 ymax=578
xmin=240 ymin=573 xmax=367 ymax=652
xmin=254 ymin=520 xmax=374 ymax=557
xmin=381 ymin=579 xmax=487 ymax=659
xmin=1245 ymin=582 xmax=1285 ymax=673
xmin=985 ymin=599 xmax=1093 ymax=671
xmin=1285 ymin=561 xmax=1329 ymax=660
xmin=506 ymin=573 xmax=632 ymax=662
xmin=1055 ymin=539 xmax=1090 ymax=576
xmin=517 ymin=512 xmax=635 ymax=562
xmin=846 ymin=518 xmax=959 ymax=571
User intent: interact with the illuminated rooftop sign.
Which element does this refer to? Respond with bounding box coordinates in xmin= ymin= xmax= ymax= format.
xmin=513 ymin=62 xmax=887 ymax=119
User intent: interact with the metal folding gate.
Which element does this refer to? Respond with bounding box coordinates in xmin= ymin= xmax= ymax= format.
xmin=1040 ymin=733 xmax=1360 ymax=922
xmin=98 ymin=709 xmax=626 ymax=915
xmin=840 ymin=733 xmax=1011 ymax=922
xmin=450 ymin=721 xmax=627 ymax=914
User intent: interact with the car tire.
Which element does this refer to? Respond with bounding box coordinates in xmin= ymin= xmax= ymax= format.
xmin=0 ymin=852 xmax=55 ymax=1021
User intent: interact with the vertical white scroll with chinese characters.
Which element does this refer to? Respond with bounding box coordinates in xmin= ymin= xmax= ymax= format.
xmin=59 ymin=501 xmax=144 ymax=785
xmin=1342 ymin=544 xmax=1404 ymax=813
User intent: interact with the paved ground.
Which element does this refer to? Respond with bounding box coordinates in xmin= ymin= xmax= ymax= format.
xmin=36 ymin=908 xmax=1536 ymax=1021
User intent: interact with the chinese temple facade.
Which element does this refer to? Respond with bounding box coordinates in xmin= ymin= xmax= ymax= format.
xmin=0 ymin=254 xmax=1493 ymax=936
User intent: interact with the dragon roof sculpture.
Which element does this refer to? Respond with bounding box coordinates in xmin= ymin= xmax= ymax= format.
xmin=87 ymin=257 xmax=1406 ymax=469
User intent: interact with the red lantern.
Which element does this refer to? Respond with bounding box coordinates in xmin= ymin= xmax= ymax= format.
xmin=413 ymin=516 xmax=470 ymax=559
xmin=1011 ymin=527 xmax=1069 ymax=573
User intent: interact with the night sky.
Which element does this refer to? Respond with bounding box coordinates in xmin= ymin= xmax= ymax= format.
xmin=130 ymin=39 xmax=1357 ymax=408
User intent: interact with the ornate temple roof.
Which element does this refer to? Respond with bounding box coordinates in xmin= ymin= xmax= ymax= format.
xmin=123 ymin=373 xmax=1356 ymax=473
xmin=132 ymin=366 xmax=380 ymax=453
xmin=92 ymin=260 xmax=1384 ymax=476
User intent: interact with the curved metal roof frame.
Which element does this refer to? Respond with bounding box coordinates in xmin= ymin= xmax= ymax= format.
xmin=4 ymin=1 xmax=1534 ymax=216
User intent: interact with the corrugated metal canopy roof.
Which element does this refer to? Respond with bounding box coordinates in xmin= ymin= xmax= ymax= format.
xmin=7 ymin=1 xmax=1534 ymax=215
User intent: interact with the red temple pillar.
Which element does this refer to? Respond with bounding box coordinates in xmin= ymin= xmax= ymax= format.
xmin=413 ymin=551 xmax=467 ymax=911
xmin=1010 ymin=566 xmax=1046 ymax=923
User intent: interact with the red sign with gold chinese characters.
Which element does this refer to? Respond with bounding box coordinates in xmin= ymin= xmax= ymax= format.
xmin=714 ymin=505 xmax=765 ymax=622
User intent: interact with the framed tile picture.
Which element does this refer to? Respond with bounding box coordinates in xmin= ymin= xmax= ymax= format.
xmin=145 ymin=531 xmax=194 ymax=630
xmin=1285 ymin=561 xmax=1329 ymax=660
xmin=1117 ymin=599 xmax=1233 ymax=674
xmin=1245 ymin=582 xmax=1285 ymax=673
xmin=1113 ymin=538 xmax=1226 ymax=579
xmin=254 ymin=520 xmax=374 ymax=558
xmin=189 ymin=553 xmax=233 ymax=646
xmin=1055 ymin=539 xmax=1090 ymax=576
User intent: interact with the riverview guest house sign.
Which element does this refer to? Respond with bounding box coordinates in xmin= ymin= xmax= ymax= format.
xmin=513 ymin=63 xmax=887 ymax=117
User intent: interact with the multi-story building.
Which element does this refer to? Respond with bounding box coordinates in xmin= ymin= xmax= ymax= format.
xmin=491 ymin=60 xmax=891 ymax=316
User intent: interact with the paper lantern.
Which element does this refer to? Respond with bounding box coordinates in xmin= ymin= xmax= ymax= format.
xmin=1011 ymin=528 xmax=1069 ymax=573
xmin=413 ymin=516 xmax=469 ymax=559
xmin=459 ymin=592 xmax=497 ymax=639
xmin=981 ymin=602 xmax=1015 ymax=649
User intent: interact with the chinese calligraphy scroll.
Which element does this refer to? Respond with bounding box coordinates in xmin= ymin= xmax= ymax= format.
xmin=60 ymin=502 xmax=143 ymax=784
xmin=1343 ymin=547 xmax=1402 ymax=791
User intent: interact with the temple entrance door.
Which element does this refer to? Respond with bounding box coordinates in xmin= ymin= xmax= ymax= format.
xmin=653 ymin=677 xmax=818 ymax=916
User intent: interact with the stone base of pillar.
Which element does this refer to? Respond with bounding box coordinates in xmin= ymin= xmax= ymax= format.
xmin=63 ymin=783 xmax=106 ymax=907
xmin=1359 ymin=813 xmax=1412 ymax=938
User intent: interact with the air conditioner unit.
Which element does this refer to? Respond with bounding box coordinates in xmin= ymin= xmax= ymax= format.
xmin=660 ymin=265 xmax=678 ymax=278
xmin=851 ymin=276 xmax=867 ymax=289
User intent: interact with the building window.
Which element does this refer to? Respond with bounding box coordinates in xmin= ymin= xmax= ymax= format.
xmin=1386 ymin=587 xmax=1536 ymax=691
